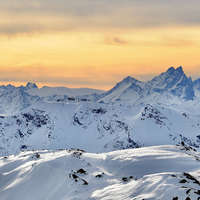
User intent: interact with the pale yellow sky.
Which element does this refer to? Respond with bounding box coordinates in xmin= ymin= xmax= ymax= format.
xmin=1 ymin=1 xmax=200 ymax=89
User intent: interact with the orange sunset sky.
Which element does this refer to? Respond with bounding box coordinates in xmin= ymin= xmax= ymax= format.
xmin=1 ymin=1 xmax=200 ymax=89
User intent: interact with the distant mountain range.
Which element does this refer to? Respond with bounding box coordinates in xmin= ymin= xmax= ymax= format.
xmin=100 ymin=66 xmax=197 ymax=102
xmin=1 ymin=66 xmax=200 ymax=155
xmin=0 ymin=66 xmax=199 ymax=114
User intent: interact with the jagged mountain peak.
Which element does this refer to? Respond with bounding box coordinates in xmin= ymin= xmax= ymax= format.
xmin=121 ymin=76 xmax=142 ymax=84
xmin=107 ymin=76 xmax=142 ymax=93
xmin=100 ymin=76 xmax=144 ymax=102
xmin=157 ymin=66 xmax=184 ymax=79
xmin=100 ymin=66 xmax=195 ymax=102
xmin=166 ymin=66 xmax=175 ymax=73
xmin=146 ymin=66 xmax=194 ymax=100
xmin=154 ymin=66 xmax=185 ymax=80
xmin=176 ymin=65 xmax=184 ymax=73
xmin=148 ymin=66 xmax=188 ymax=86
xmin=167 ymin=66 xmax=183 ymax=73
xmin=26 ymin=82 xmax=38 ymax=89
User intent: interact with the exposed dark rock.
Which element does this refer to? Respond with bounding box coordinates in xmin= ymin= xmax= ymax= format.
xmin=82 ymin=179 xmax=88 ymax=185
xmin=180 ymin=136 xmax=199 ymax=149
xmin=73 ymin=114 xmax=83 ymax=126
xmin=183 ymin=172 xmax=200 ymax=185
xmin=18 ymin=130 xmax=24 ymax=138
xmin=95 ymin=172 xmax=104 ymax=178
xmin=68 ymin=97 xmax=75 ymax=101
xmin=92 ymin=108 xmax=107 ymax=114
xmin=32 ymin=152 xmax=40 ymax=159
xmin=186 ymin=189 xmax=191 ymax=195
xmin=179 ymin=179 xmax=187 ymax=183
xmin=20 ymin=145 xmax=27 ymax=150
xmin=194 ymin=190 xmax=200 ymax=195
xmin=122 ymin=177 xmax=128 ymax=182
xmin=76 ymin=168 xmax=87 ymax=175
xmin=141 ymin=104 xmax=166 ymax=125
xmin=72 ymin=174 xmax=78 ymax=179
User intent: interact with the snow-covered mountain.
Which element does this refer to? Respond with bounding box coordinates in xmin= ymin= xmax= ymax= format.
xmin=100 ymin=76 xmax=145 ymax=102
xmin=145 ymin=66 xmax=194 ymax=100
xmin=1 ymin=66 xmax=200 ymax=199
xmin=100 ymin=66 xmax=195 ymax=102
xmin=0 ymin=85 xmax=40 ymax=115
xmin=1 ymin=97 xmax=200 ymax=156
xmin=1 ymin=145 xmax=200 ymax=200
xmin=0 ymin=83 xmax=104 ymax=114
xmin=0 ymin=67 xmax=200 ymax=155
xmin=27 ymin=84 xmax=104 ymax=98
xmin=0 ymin=66 xmax=200 ymax=156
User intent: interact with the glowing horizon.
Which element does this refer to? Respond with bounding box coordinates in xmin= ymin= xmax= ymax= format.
xmin=1 ymin=1 xmax=200 ymax=90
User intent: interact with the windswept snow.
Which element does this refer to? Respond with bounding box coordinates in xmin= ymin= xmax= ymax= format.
xmin=0 ymin=145 xmax=200 ymax=200
xmin=1 ymin=66 xmax=200 ymax=199
xmin=1 ymin=99 xmax=200 ymax=155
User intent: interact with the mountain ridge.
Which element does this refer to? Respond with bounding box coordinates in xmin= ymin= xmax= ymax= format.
xmin=1 ymin=145 xmax=200 ymax=200
xmin=0 ymin=66 xmax=200 ymax=155
xmin=100 ymin=66 xmax=196 ymax=102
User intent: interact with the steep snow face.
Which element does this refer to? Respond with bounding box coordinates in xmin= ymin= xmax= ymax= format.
xmin=0 ymin=84 xmax=103 ymax=115
xmin=100 ymin=66 xmax=195 ymax=102
xmin=0 ymin=145 xmax=200 ymax=200
xmin=100 ymin=76 xmax=144 ymax=102
xmin=1 ymin=100 xmax=200 ymax=155
xmin=0 ymin=86 xmax=40 ymax=115
xmin=0 ymin=108 xmax=55 ymax=155
xmin=144 ymin=66 xmax=195 ymax=100
xmin=194 ymin=78 xmax=200 ymax=90
xmin=0 ymin=102 xmax=140 ymax=156
xmin=193 ymin=78 xmax=200 ymax=97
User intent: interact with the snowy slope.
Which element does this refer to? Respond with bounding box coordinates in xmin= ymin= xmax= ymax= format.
xmin=100 ymin=66 xmax=195 ymax=102
xmin=144 ymin=66 xmax=194 ymax=100
xmin=193 ymin=78 xmax=200 ymax=91
xmin=0 ymin=102 xmax=139 ymax=156
xmin=0 ymin=66 xmax=200 ymax=155
xmin=0 ymin=85 xmax=40 ymax=115
xmin=1 ymin=66 xmax=200 ymax=199
xmin=0 ymin=83 xmax=103 ymax=114
xmin=27 ymin=85 xmax=104 ymax=97
xmin=1 ymin=99 xmax=200 ymax=156
xmin=100 ymin=76 xmax=144 ymax=102
xmin=0 ymin=145 xmax=200 ymax=200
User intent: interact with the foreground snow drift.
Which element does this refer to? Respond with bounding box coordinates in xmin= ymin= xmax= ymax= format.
xmin=0 ymin=145 xmax=200 ymax=200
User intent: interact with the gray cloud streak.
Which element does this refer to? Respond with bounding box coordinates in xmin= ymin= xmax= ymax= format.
xmin=0 ymin=0 xmax=200 ymax=34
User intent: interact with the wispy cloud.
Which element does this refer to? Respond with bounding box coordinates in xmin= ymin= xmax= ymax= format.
xmin=1 ymin=0 xmax=200 ymax=35
xmin=104 ymin=36 xmax=129 ymax=46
